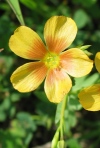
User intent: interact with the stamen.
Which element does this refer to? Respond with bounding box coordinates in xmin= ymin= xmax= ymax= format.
xmin=43 ymin=52 xmax=60 ymax=69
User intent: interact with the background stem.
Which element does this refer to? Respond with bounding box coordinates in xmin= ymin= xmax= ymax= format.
xmin=59 ymin=95 xmax=67 ymax=140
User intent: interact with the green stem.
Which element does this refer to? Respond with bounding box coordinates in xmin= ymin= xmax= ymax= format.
xmin=51 ymin=95 xmax=68 ymax=148
xmin=59 ymin=95 xmax=67 ymax=140
xmin=51 ymin=127 xmax=60 ymax=148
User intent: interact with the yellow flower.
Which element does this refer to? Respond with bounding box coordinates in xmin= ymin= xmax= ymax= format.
xmin=9 ymin=16 xmax=93 ymax=103
xmin=78 ymin=52 xmax=100 ymax=111
xmin=95 ymin=52 xmax=100 ymax=73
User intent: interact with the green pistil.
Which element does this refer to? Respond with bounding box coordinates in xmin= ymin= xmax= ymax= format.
xmin=43 ymin=52 xmax=60 ymax=69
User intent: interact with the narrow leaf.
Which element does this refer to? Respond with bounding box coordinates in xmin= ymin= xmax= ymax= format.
xmin=79 ymin=45 xmax=91 ymax=50
xmin=6 ymin=0 xmax=25 ymax=25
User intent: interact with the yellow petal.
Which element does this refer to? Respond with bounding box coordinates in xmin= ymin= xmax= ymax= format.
xmin=60 ymin=48 xmax=93 ymax=77
xmin=44 ymin=16 xmax=77 ymax=53
xmin=95 ymin=52 xmax=100 ymax=73
xmin=9 ymin=26 xmax=47 ymax=60
xmin=78 ymin=84 xmax=100 ymax=111
xmin=10 ymin=62 xmax=47 ymax=92
xmin=44 ymin=68 xmax=72 ymax=103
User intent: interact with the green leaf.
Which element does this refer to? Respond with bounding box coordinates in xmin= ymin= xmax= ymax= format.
xmin=72 ymin=73 xmax=100 ymax=92
xmin=84 ymin=50 xmax=93 ymax=56
xmin=55 ymin=101 xmax=63 ymax=124
xmin=10 ymin=120 xmax=26 ymax=137
xmin=64 ymin=110 xmax=77 ymax=134
xmin=10 ymin=93 xmax=20 ymax=102
xmin=74 ymin=9 xmax=90 ymax=28
xmin=16 ymin=112 xmax=36 ymax=131
xmin=20 ymin=0 xmax=37 ymax=10
xmin=67 ymin=138 xmax=81 ymax=148
xmin=6 ymin=0 xmax=25 ymax=25
xmin=78 ymin=45 xmax=93 ymax=56
xmin=68 ymin=95 xmax=82 ymax=111
xmin=0 ymin=129 xmax=24 ymax=148
xmin=65 ymin=110 xmax=77 ymax=127
xmin=0 ymin=111 xmax=6 ymax=121
xmin=78 ymin=45 xmax=91 ymax=50
xmin=81 ymin=73 xmax=100 ymax=87
xmin=34 ymin=90 xmax=49 ymax=103
xmin=72 ymin=0 xmax=97 ymax=7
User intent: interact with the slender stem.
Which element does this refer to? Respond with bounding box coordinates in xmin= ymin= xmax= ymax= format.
xmin=59 ymin=95 xmax=67 ymax=140
xmin=51 ymin=95 xmax=68 ymax=147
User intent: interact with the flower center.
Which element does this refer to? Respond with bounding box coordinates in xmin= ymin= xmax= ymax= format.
xmin=43 ymin=52 xmax=60 ymax=69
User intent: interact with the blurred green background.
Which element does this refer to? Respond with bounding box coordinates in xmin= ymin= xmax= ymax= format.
xmin=0 ymin=0 xmax=100 ymax=148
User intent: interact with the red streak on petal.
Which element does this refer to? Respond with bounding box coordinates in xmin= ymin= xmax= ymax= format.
xmin=27 ymin=39 xmax=47 ymax=60
xmin=46 ymin=36 xmax=67 ymax=54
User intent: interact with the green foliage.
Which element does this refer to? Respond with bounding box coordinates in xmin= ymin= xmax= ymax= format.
xmin=74 ymin=9 xmax=90 ymax=29
xmin=67 ymin=138 xmax=81 ymax=148
xmin=6 ymin=0 xmax=25 ymax=25
xmin=0 ymin=0 xmax=100 ymax=147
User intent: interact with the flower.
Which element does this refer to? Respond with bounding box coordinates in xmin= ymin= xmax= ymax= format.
xmin=95 ymin=52 xmax=100 ymax=73
xmin=78 ymin=52 xmax=100 ymax=111
xmin=9 ymin=16 xmax=93 ymax=103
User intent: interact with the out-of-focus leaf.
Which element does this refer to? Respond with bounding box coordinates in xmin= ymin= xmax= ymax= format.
xmin=20 ymin=0 xmax=49 ymax=16
xmin=0 ymin=111 xmax=6 ymax=121
xmin=34 ymin=90 xmax=49 ymax=103
xmin=10 ymin=120 xmax=26 ymax=137
xmin=36 ymin=100 xmax=56 ymax=116
xmin=0 ymin=3 xmax=10 ymax=11
xmin=19 ymin=0 xmax=37 ymax=10
xmin=74 ymin=9 xmax=90 ymax=28
xmin=64 ymin=109 xmax=77 ymax=134
xmin=16 ymin=112 xmax=37 ymax=145
xmin=72 ymin=73 xmax=99 ymax=92
xmin=65 ymin=110 xmax=77 ymax=127
xmin=2 ymin=97 xmax=11 ymax=110
xmin=10 ymin=93 xmax=20 ymax=102
xmin=55 ymin=100 xmax=63 ymax=124
xmin=17 ymin=112 xmax=36 ymax=131
xmin=67 ymin=138 xmax=81 ymax=148
xmin=72 ymin=0 xmax=97 ymax=7
xmin=0 ymin=129 xmax=24 ymax=148
xmin=68 ymin=95 xmax=82 ymax=111
xmin=80 ymin=73 xmax=100 ymax=87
